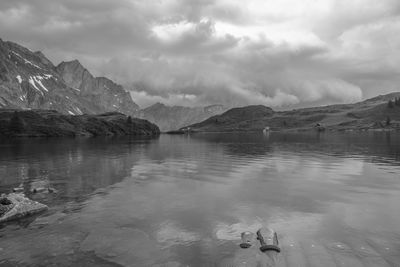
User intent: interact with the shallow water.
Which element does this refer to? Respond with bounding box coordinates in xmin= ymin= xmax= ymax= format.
xmin=0 ymin=132 xmax=399 ymax=266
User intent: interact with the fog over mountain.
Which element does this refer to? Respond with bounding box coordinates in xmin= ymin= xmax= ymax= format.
xmin=1 ymin=0 xmax=399 ymax=109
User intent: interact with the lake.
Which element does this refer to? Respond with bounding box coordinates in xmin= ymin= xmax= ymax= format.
xmin=0 ymin=132 xmax=399 ymax=266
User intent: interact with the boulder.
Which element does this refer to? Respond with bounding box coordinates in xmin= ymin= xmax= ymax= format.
xmin=0 ymin=193 xmax=48 ymax=223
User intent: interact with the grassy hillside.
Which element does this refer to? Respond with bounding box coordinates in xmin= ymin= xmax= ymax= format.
xmin=0 ymin=109 xmax=160 ymax=137
xmin=185 ymin=93 xmax=400 ymax=132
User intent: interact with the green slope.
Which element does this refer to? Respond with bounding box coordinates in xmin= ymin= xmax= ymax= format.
xmin=185 ymin=93 xmax=400 ymax=132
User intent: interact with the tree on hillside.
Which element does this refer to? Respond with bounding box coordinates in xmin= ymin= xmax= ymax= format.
xmin=386 ymin=116 xmax=391 ymax=126
xmin=8 ymin=111 xmax=25 ymax=133
xmin=126 ymin=116 xmax=133 ymax=133
xmin=395 ymin=97 xmax=400 ymax=107
xmin=127 ymin=116 xmax=133 ymax=124
xmin=388 ymin=99 xmax=394 ymax=108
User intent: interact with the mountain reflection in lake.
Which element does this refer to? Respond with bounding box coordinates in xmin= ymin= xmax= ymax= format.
xmin=0 ymin=133 xmax=399 ymax=266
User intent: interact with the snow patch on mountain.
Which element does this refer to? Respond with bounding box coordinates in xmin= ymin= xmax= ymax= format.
xmin=11 ymin=51 xmax=43 ymax=70
xmin=74 ymin=107 xmax=83 ymax=115
xmin=29 ymin=76 xmax=43 ymax=95
xmin=33 ymin=76 xmax=48 ymax=92
xmin=28 ymin=75 xmax=53 ymax=95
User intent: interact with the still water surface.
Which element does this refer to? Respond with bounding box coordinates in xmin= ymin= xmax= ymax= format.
xmin=0 ymin=133 xmax=399 ymax=266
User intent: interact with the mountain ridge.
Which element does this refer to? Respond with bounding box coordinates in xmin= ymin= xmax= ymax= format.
xmin=185 ymin=92 xmax=400 ymax=132
xmin=0 ymin=38 xmax=139 ymax=116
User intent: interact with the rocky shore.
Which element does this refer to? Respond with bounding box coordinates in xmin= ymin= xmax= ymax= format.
xmin=0 ymin=193 xmax=48 ymax=223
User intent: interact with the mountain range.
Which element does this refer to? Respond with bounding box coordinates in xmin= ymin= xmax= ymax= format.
xmin=0 ymin=38 xmax=139 ymax=117
xmin=1 ymin=38 xmax=400 ymax=134
xmin=0 ymin=38 xmax=227 ymax=131
xmin=137 ymin=103 xmax=227 ymax=131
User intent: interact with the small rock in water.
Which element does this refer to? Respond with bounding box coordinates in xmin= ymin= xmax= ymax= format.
xmin=240 ymin=231 xmax=254 ymax=248
xmin=12 ymin=187 xmax=24 ymax=193
xmin=31 ymin=187 xmax=58 ymax=194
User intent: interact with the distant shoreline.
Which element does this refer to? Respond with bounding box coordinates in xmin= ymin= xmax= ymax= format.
xmin=165 ymin=127 xmax=400 ymax=135
xmin=181 ymin=92 xmax=400 ymax=133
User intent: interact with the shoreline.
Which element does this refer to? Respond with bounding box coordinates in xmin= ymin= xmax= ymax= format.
xmin=164 ymin=127 xmax=400 ymax=135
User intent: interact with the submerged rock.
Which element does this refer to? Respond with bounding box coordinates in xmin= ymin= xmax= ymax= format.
xmin=220 ymin=227 xmax=281 ymax=266
xmin=31 ymin=187 xmax=58 ymax=194
xmin=12 ymin=186 xmax=24 ymax=193
xmin=0 ymin=193 xmax=48 ymax=223
xmin=30 ymin=212 xmax=66 ymax=228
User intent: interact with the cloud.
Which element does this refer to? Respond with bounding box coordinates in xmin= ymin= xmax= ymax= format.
xmin=1 ymin=0 xmax=399 ymax=108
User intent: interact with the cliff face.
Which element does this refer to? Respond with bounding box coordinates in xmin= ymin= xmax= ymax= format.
xmin=138 ymin=103 xmax=226 ymax=132
xmin=56 ymin=60 xmax=139 ymax=115
xmin=0 ymin=109 xmax=160 ymax=137
xmin=0 ymin=38 xmax=139 ymax=116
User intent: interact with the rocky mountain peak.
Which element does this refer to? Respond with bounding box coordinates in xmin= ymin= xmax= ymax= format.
xmin=56 ymin=60 xmax=93 ymax=91
xmin=56 ymin=58 xmax=139 ymax=113
xmin=57 ymin=59 xmax=85 ymax=72
xmin=0 ymin=38 xmax=139 ymax=115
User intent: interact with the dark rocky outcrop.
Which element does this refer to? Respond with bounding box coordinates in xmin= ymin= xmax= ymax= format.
xmin=0 ymin=109 xmax=160 ymax=137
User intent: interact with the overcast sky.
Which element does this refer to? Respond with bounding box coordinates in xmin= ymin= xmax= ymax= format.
xmin=1 ymin=0 xmax=400 ymax=108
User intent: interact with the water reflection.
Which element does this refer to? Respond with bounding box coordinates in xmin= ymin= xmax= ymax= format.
xmin=0 ymin=137 xmax=159 ymax=205
xmin=0 ymin=133 xmax=399 ymax=266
